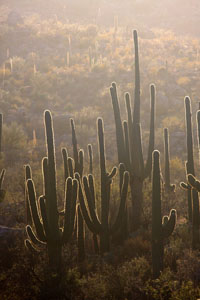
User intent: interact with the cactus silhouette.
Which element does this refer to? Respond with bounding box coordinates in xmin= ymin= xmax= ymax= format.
xmin=152 ymin=150 xmax=176 ymax=278
xmin=180 ymin=97 xmax=199 ymax=246
xmin=25 ymin=111 xmax=78 ymax=273
xmin=77 ymin=118 xmax=129 ymax=254
xmin=110 ymin=69 xmax=155 ymax=230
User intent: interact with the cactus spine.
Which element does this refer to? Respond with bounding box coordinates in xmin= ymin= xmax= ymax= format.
xmin=77 ymin=118 xmax=129 ymax=254
xmin=152 ymin=150 xmax=176 ymax=278
xmin=25 ymin=111 xmax=78 ymax=273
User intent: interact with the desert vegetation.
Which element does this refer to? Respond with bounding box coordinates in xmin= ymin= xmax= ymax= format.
xmin=1 ymin=1 xmax=200 ymax=299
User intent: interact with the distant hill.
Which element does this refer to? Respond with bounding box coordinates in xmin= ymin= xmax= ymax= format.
xmin=1 ymin=0 xmax=200 ymax=37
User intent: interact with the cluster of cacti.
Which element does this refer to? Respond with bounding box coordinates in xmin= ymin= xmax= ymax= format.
xmin=25 ymin=111 xmax=78 ymax=273
xmin=110 ymin=30 xmax=155 ymax=231
xmin=152 ymin=150 xmax=176 ymax=278
xmin=25 ymin=111 xmax=130 ymax=275
xmin=21 ymin=30 xmax=183 ymax=281
xmin=77 ymin=118 xmax=129 ymax=254
xmin=180 ymin=97 xmax=200 ymax=248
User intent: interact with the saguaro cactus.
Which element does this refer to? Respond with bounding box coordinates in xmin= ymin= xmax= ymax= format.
xmin=184 ymin=108 xmax=200 ymax=248
xmin=152 ymin=150 xmax=176 ymax=278
xmin=77 ymin=118 xmax=129 ymax=254
xmin=25 ymin=111 xmax=78 ymax=273
xmin=110 ymin=76 xmax=155 ymax=231
xmin=180 ymin=97 xmax=197 ymax=223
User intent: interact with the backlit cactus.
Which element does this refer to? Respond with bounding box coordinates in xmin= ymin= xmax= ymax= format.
xmin=152 ymin=150 xmax=176 ymax=278
xmin=110 ymin=68 xmax=155 ymax=230
xmin=25 ymin=111 xmax=78 ymax=273
xmin=77 ymin=118 xmax=129 ymax=254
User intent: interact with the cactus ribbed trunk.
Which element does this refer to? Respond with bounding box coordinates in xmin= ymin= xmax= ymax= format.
xmin=192 ymin=189 xmax=200 ymax=249
xmin=48 ymin=243 xmax=62 ymax=273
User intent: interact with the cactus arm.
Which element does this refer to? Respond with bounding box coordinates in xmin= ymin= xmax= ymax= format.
xmin=88 ymin=144 xmax=93 ymax=174
xmin=63 ymin=178 xmax=77 ymax=242
xmin=25 ymin=239 xmax=39 ymax=253
xmin=185 ymin=97 xmax=195 ymax=175
xmin=187 ymin=174 xmax=200 ymax=192
xmin=39 ymin=196 xmax=50 ymax=241
xmin=0 ymin=168 xmax=6 ymax=192
xmin=180 ymin=181 xmax=190 ymax=190
xmin=75 ymin=173 xmax=100 ymax=234
xmin=162 ymin=209 xmax=176 ymax=239
xmin=82 ymin=176 xmax=102 ymax=232
xmin=25 ymin=165 xmax=32 ymax=224
xmin=110 ymin=82 xmax=126 ymax=164
xmin=144 ymin=84 xmax=155 ymax=179
xmin=68 ymin=157 xmax=74 ymax=178
xmin=119 ymin=163 xmax=126 ymax=192
xmin=88 ymin=174 xmax=95 ymax=206
xmin=125 ymin=92 xmax=134 ymax=170
xmin=70 ymin=179 xmax=78 ymax=234
xmin=98 ymin=118 xmax=109 ymax=231
xmin=26 ymin=225 xmax=46 ymax=246
xmin=107 ymin=167 xmax=117 ymax=179
xmin=41 ymin=157 xmax=50 ymax=217
xmin=110 ymin=171 xmax=129 ymax=234
xmin=136 ymin=123 xmax=144 ymax=178
xmin=123 ymin=121 xmax=131 ymax=169
xmin=27 ymin=179 xmax=46 ymax=242
xmin=25 ymin=165 xmax=31 ymax=181
xmin=70 ymin=118 xmax=79 ymax=173
xmin=62 ymin=148 xmax=69 ymax=181
xmin=133 ymin=30 xmax=140 ymax=125
xmin=78 ymin=149 xmax=84 ymax=177
xmin=62 ymin=177 xmax=73 ymax=242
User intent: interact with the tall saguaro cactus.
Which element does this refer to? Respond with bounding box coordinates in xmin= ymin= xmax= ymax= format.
xmin=183 ymin=107 xmax=200 ymax=248
xmin=110 ymin=73 xmax=155 ymax=231
xmin=25 ymin=111 xmax=78 ymax=273
xmin=152 ymin=150 xmax=176 ymax=278
xmin=180 ymin=97 xmax=196 ymax=224
xmin=77 ymin=118 xmax=129 ymax=254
